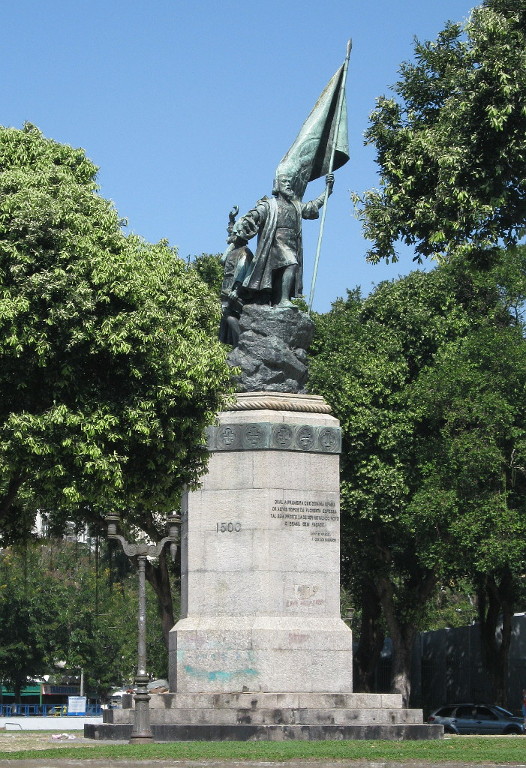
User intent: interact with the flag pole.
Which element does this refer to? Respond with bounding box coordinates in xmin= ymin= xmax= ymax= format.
xmin=308 ymin=39 xmax=352 ymax=313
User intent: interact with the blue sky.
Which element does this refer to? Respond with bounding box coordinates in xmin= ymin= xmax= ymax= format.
xmin=2 ymin=0 xmax=477 ymax=311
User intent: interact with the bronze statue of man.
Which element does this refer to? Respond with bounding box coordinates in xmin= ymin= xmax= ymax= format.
xmin=229 ymin=172 xmax=334 ymax=308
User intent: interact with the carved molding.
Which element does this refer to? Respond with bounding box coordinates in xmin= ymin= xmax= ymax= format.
xmin=224 ymin=391 xmax=332 ymax=414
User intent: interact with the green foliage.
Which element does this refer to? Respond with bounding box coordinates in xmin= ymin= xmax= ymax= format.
xmin=425 ymin=581 xmax=478 ymax=631
xmin=0 ymin=539 xmax=169 ymax=698
xmin=409 ymin=322 xmax=526 ymax=575
xmin=354 ymin=1 xmax=526 ymax=263
xmin=309 ymin=248 xmax=526 ymax=697
xmin=190 ymin=253 xmax=224 ymax=298
xmin=0 ymin=560 xmax=53 ymax=699
xmin=347 ymin=0 xmax=526 ymax=695
xmin=0 ymin=125 xmax=232 ymax=542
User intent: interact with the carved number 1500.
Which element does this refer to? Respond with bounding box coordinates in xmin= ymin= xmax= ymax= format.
xmin=216 ymin=522 xmax=241 ymax=533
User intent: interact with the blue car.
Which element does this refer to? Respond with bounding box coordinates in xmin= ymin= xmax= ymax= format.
xmin=428 ymin=703 xmax=524 ymax=734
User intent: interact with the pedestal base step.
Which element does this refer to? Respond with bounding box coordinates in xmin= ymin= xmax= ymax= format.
xmin=106 ymin=705 xmax=424 ymax=727
xmin=121 ymin=691 xmax=406 ymax=710
xmin=85 ymin=692 xmax=443 ymax=741
xmin=85 ymin=722 xmax=442 ymax=741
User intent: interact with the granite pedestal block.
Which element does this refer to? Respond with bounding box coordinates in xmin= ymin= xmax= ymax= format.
xmin=170 ymin=392 xmax=352 ymax=694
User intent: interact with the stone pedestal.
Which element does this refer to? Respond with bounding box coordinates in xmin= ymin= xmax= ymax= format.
xmin=87 ymin=392 xmax=442 ymax=741
xmin=170 ymin=391 xmax=352 ymax=694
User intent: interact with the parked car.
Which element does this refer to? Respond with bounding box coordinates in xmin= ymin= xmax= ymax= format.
xmin=428 ymin=703 xmax=524 ymax=734
xmin=47 ymin=705 xmax=68 ymax=716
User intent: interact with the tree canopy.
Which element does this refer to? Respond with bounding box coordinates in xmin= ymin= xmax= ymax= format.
xmin=0 ymin=538 xmax=167 ymax=701
xmin=354 ymin=0 xmax=526 ymax=263
xmin=0 ymin=124 xmax=232 ymax=545
xmin=309 ymin=250 xmax=526 ymax=704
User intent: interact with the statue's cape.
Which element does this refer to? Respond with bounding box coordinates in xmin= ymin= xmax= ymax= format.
xmin=276 ymin=65 xmax=349 ymax=200
xmin=241 ymin=197 xmax=304 ymax=296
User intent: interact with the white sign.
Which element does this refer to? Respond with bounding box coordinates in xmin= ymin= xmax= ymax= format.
xmin=67 ymin=696 xmax=87 ymax=715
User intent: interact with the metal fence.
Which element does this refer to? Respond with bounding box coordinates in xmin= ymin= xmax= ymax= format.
xmin=0 ymin=703 xmax=102 ymax=717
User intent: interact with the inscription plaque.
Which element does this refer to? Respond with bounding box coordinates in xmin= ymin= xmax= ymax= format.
xmin=270 ymin=496 xmax=339 ymax=543
xmin=286 ymin=583 xmax=324 ymax=609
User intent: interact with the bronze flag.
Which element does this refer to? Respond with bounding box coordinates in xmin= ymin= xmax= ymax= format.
xmin=276 ymin=64 xmax=349 ymax=200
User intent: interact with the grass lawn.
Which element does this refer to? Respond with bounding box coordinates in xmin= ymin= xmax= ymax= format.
xmin=0 ymin=735 xmax=525 ymax=763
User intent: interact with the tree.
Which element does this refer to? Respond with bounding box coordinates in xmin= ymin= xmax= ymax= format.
xmin=408 ymin=309 xmax=526 ymax=704
xmin=0 ymin=124 xmax=233 ymax=645
xmin=344 ymin=0 xmax=526 ymax=704
xmin=0 ymin=124 xmax=231 ymax=542
xmin=0 ymin=550 xmax=56 ymax=703
xmin=0 ymin=538 xmax=170 ymax=701
xmin=190 ymin=253 xmax=224 ymax=297
xmin=309 ymin=251 xmax=526 ymax=705
xmin=310 ymin=274 xmax=451 ymax=702
xmin=354 ymin=0 xmax=526 ymax=264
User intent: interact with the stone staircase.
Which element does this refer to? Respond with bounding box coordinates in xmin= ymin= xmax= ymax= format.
xmin=85 ymin=691 xmax=443 ymax=740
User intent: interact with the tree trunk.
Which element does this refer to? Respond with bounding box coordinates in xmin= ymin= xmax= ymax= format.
xmin=145 ymin=548 xmax=175 ymax=649
xmin=0 ymin=474 xmax=24 ymax=529
xmin=376 ymin=569 xmax=436 ymax=706
xmin=354 ymin=579 xmax=385 ymax=692
xmin=13 ymin=680 xmax=22 ymax=706
xmin=389 ymin=624 xmax=417 ymax=706
xmin=477 ymin=569 xmax=515 ymax=707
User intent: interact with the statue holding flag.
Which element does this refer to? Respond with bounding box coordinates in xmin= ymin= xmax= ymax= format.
xmin=222 ymin=44 xmax=351 ymax=391
xmin=229 ymin=172 xmax=334 ymax=308
xmin=223 ymin=47 xmax=350 ymax=311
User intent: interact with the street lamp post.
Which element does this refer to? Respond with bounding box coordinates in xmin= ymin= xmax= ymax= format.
xmin=105 ymin=512 xmax=180 ymax=744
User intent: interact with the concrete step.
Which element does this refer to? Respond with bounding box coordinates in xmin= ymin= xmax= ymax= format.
xmin=121 ymin=691 xmax=404 ymax=710
xmin=86 ymin=721 xmax=443 ymax=741
xmin=94 ymin=690 xmax=440 ymax=741
xmin=106 ymin=706 xmax=424 ymax=727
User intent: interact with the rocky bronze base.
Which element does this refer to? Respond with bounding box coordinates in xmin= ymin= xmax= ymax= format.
xmin=227 ymin=304 xmax=314 ymax=393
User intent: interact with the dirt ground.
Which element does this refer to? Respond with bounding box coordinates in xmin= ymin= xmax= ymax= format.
xmin=0 ymin=729 xmax=106 ymax=752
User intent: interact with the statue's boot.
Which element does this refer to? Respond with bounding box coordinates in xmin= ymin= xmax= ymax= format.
xmin=275 ymin=265 xmax=297 ymax=308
